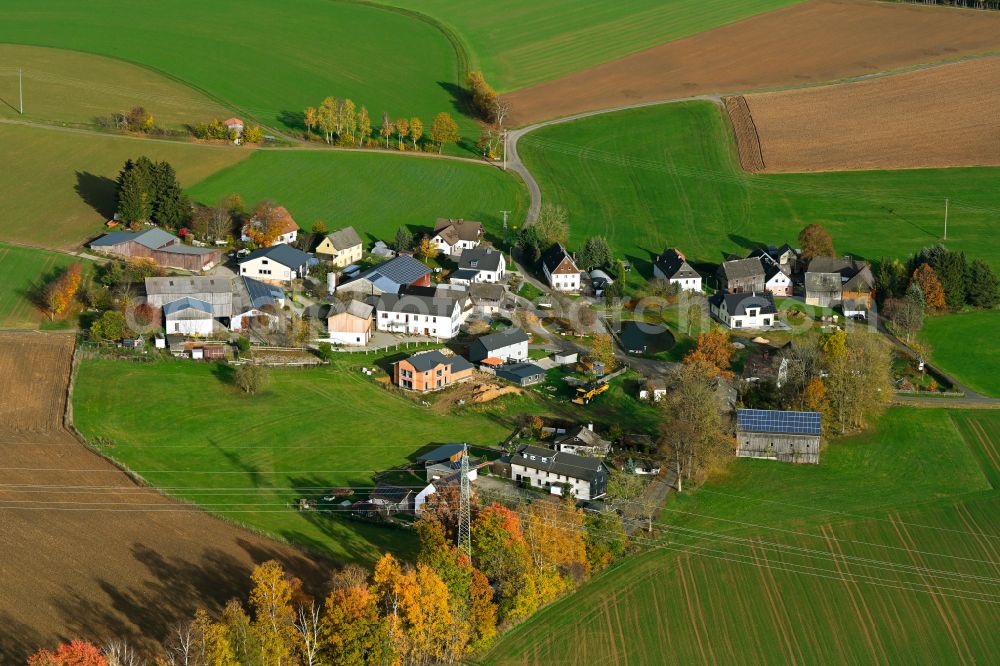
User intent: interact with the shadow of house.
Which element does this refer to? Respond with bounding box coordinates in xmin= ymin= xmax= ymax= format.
xmin=727 ymin=233 xmax=761 ymax=254
xmin=75 ymin=171 xmax=118 ymax=219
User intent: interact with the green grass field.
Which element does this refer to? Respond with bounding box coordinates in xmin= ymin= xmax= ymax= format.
xmin=519 ymin=102 xmax=1000 ymax=275
xmin=378 ymin=0 xmax=799 ymax=91
xmin=186 ymin=150 xmax=529 ymax=243
xmin=0 ymin=243 xmax=93 ymax=329
xmin=72 ymin=356 xmax=542 ymax=564
xmin=0 ymin=44 xmax=232 ymax=129
xmin=478 ymin=408 xmax=1000 ymax=664
xmin=0 ymin=0 xmax=477 ymax=144
xmin=0 ymin=123 xmax=248 ymax=249
xmin=921 ymin=311 xmax=1000 ymax=398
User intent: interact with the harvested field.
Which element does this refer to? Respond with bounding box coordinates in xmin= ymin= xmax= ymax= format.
xmin=0 ymin=332 xmax=323 ymax=662
xmin=724 ymin=96 xmax=765 ymax=172
xmin=507 ymin=0 xmax=1000 ymax=125
xmin=740 ymin=56 xmax=1000 ymax=172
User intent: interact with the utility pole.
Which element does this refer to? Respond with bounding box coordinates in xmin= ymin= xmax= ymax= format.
xmin=943 ymin=198 xmax=949 ymax=241
xmin=502 ymin=128 xmax=508 ymax=171
xmin=501 ymin=209 xmax=510 ymax=250
xmin=18 ymin=68 xmax=23 ymax=115
xmin=457 ymin=443 xmax=472 ymax=560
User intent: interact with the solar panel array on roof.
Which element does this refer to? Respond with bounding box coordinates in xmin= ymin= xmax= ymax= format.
xmin=736 ymin=408 xmax=821 ymax=436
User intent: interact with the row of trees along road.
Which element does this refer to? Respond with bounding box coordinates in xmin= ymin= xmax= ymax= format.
xmin=303 ymin=97 xmax=460 ymax=153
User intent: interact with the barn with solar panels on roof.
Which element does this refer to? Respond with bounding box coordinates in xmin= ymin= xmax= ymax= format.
xmin=736 ymin=408 xmax=822 ymax=464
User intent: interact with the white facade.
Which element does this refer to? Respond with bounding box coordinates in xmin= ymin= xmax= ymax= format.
xmin=711 ymin=297 xmax=776 ymax=330
xmin=375 ymin=301 xmax=467 ymax=339
xmin=432 ymin=235 xmax=479 ymax=256
xmin=230 ymin=308 xmax=278 ymax=331
xmin=544 ymin=266 xmax=581 ymax=292
xmin=488 ymin=339 xmax=528 ymax=362
xmin=239 ymin=256 xmax=303 ymax=284
xmin=765 ymin=271 xmax=792 ymax=297
xmin=166 ymin=316 xmax=213 ymax=336
xmin=669 ymin=275 xmax=702 ymax=292
xmin=510 ymin=461 xmax=597 ymax=501
xmin=326 ymin=329 xmax=371 ymax=346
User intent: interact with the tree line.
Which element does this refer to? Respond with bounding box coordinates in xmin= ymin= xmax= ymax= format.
xmin=302 ymin=97 xmax=460 ymax=154
xmin=26 ymin=490 xmax=626 ymax=665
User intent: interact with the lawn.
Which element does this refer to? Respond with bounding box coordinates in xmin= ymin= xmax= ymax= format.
xmin=377 ymin=0 xmax=799 ymax=91
xmin=0 ymin=0 xmax=479 ymax=146
xmin=477 ymin=408 xmax=1000 ymax=664
xmin=519 ymin=101 xmax=1000 ymax=275
xmin=72 ymin=355 xmax=542 ymax=565
xmin=0 ymin=123 xmax=249 ymax=249
xmin=0 ymin=44 xmax=232 ymax=130
xmin=921 ymin=310 xmax=1000 ymax=398
xmin=186 ymin=150 xmax=529 ymax=244
xmin=0 ymin=243 xmax=94 ymax=329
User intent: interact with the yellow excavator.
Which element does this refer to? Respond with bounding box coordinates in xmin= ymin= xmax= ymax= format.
xmin=572 ymin=380 xmax=609 ymax=405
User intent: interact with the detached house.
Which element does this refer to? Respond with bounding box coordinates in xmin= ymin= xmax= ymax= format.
xmin=431 ymin=218 xmax=484 ymax=256
xmin=717 ymin=257 xmax=766 ymax=294
xmin=316 ymin=227 xmax=364 ymax=268
xmin=372 ymin=287 xmax=469 ymax=339
xmin=709 ymin=291 xmax=777 ymax=329
xmin=450 ymin=247 xmax=506 ymax=285
xmin=90 ymin=228 xmax=220 ymax=272
xmin=510 ymin=445 xmax=608 ymax=500
xmin=542 ymin=243 xmax=581 ymax=292
xmin=326 ymin=299 xmax=374 ymax=346
xmin=554 ymin=424 xmax=611 ymax=457
xmin=804 ymin=257 xmax=875 ymax=310
xmin=238 ymin=244 xmax=311 ymax=285
xmin=468 ymin=328 xmax=530 ymax=363
xmin=749 ymin=244 xmax=799 ymax=275
xmin=241 ymin=206 xmax=299 ymax=247
xmin=761 ymin=254 xmax=793 ymax=296
xmin=653 ymin=248 xmax=701 ymax=292
xmin=393 ymin=350 xmax=475 ymax=392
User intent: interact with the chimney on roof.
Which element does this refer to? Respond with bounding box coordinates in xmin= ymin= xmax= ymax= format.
xmin=587 ymin=423 xmax=593 ymax=431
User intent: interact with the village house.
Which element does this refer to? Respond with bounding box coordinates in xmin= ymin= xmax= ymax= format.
xmin=542 ymin=243 xmax=581 ymax=292
xmin=709 ymin=291 xmax=778 ymax=329
xmin=468 ymin=283 xmax=511 ymax=316
xmin=145 ymin=275 xmax=283 ymax=332
xmin=736 ymin=408 xmax=822 ymax=464
xmin=393 ymin=350 xmax=475 ymax=392
xmin=241 ymin=206 xmax=299 ymax=247
xmin=230 ymin=276 xmax=285 ymax=331
xmin=749 ymin=244 xmax=799 ymax=275
xmin=761 ymin=254 xmax=793 ymax=296
xmin=337 ymin=254 xmax=431 ymax=296
xmin=450 ymin=246 xmax=506 ymax=285
xmin=238 ymin=244 xmax=311 ymax=285
xmin=510 ymin=445 xmax=609 ymax=500
xmin=653 ymin=248 xmax=701 ymax=291
xmin=496 ymin=362 xmax=546 ymax=387
xmin=553 ymin=424 xmax=612 ymax=457
xmin=326 ymin=299 xmax=374 ymax=346
xmin=468 ymin=328 xmax=530 ymax=363
xmin=804 ymin=256 xmax=875 ymax=310
xmin=371 ymin=286 xmax=470 ymax=339
xmin=90 ymin=228 xmax=220 ymax=272
xmin=430 ymin=218 xmax=484 ymax=256
xmin=368 ymin=484 xmax=415 ymax=515
xmin=716 ymin=257 xmax=766 ymax=294
xmin=315 ymin=226 xmax=364 ymax=268
xmin=163 ymin=298 xmax=215 ymax=335
xmin=145 ymin=276 xmax=234 ymax=319
xmin=224 ymin=117 xmax=245 ymax=136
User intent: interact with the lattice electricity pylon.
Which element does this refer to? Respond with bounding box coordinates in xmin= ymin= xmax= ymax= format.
xmin=457 ymin=443 xmax=472 ymax=560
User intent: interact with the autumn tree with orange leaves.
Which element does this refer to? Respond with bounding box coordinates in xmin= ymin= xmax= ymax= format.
xmin=472 ymin=503 xmax=541 ymax=625
xmin=44 ymin=263 xmax=83 ymax=319
xmin=684 ymin=329 xmax=734 ymax=377
xmin=910 ymin=263 xmax=946 ymax=311
xmin=27 ymin=640 xmax=106 ymax=666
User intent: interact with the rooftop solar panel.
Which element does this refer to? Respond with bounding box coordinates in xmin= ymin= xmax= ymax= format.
xmin=736 ymin=408 xmax=821 ymax=436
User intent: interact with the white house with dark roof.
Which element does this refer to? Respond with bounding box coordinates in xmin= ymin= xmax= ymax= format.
xmin=468 ymin=327 xmax=529 ymax=363
xmin=238 ymin=244 xmax=311 ymax=285
xmin=163 ymin=297 xmax=215 ymax=335
xmin=510 ymin=445 xmax=608 ymax=500
xmin=653 ymin=248 xmax=701 ymax=292
xmin=450 ymin=246 xmax=506 ymax=285
xmin=541 ymin=243 xmax=581 ymax=292
xmin=709 ymin=291 xmax=778 ymax=329
xmin=371 ymin=287 xmax=469 ymax=339
xmin=554 ymin=424 xmax=611 ymax=457
xmin=431 ymin=218 xmax=483 ymax=256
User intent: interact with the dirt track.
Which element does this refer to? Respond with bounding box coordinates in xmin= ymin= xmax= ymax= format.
xmin=739 ymin=56 xmax=1000 ymax=172
xmin=0 ymin=332 xmax=324 ymax=661
xmin=507 ymin=0 xmax=1000 ymax=126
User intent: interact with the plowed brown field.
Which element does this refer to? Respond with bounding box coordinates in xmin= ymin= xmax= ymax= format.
xmin=507 ymin=0 xmax=1000 ymax=125
xmin=0 ymin=333 xmax=323 ymax=662
xmin=739 ymin=56 xmax=1000 ymax=172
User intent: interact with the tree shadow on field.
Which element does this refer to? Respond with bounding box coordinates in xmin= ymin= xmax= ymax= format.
xmin=438 ymin=80 xmax=472 ymax=119
xmin=0 ymin=611 xmax=45 ymax=664
xmin=278 ymin=109 xmax=305 ymax=133
xmin=728 ymin=233 xmax=762 ymax=254
xmin=75 ymin=171 xmax=117 ymax=219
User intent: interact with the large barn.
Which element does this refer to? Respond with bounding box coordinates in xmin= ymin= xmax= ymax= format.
xmin=90 ymin=228 xmax=220 ymax=271
xmin=735 ymin=408 xmax=822 ymax=464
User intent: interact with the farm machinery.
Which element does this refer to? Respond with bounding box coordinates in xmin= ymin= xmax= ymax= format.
xmin=572 ymin=379 xmax=609 ymax=405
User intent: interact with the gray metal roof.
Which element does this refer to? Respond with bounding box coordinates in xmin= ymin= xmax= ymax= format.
xmin=373 ymin=292 xmax=460 ymax=317
xmin=450 ymin=269 xmax=480 ymax=282
xmin=709 ymin=291 xmax=777 ymax=316
xmin=459 ymin=246 xmax=504 ymax=272
xmin=242 ymin=276 xmax=283 ymax=309
xmin=403 ymin=350 xmax=474 ymax=373
xmin=146 ymin=276 xmax=232 ymax=296
xmin=91 ymin=228 xmax=215 ymax=255
xmin=324 ymin=226 xmax=363 ymax=250
xmin=163 ymin=297 xmax=214 ymax=318
xmin=472 ymin=328 xmax=530 ymax=353
xmin=240 ymin=243 xmax=311 ymax=269
xmin=719 ymin=257 xmax=765 ymax=281
xmin=358 ymin=255 xmax=430 ymax=292
xmin=329 ymin=299 xmax=373 ymax=319
xmin=737 ymin=408 xmax=821 ymax=436
xmin=497 ymin=362 xmax=545 ymax=381
xmin=513 ymin=445 xmax=605 ymax=482
xmin=417 ymin=443 xmax=466 ymax=462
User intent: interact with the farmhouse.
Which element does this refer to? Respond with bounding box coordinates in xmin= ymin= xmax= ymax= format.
xmin=338 ymin=254 xmax=432 ymax=296
xmin=241 ymin=206 xmax=299 ymax=247
xmin=430 ymin=218 xmax=484 ymax=256
xmin=393 ymin=350 xmax=475 ymax=392
xmin=542 ymin=243 xmax=581 ymax=292
xmin=736 ymin=408 xmax=822 ymax=464
xmin=326 ymin=299 xmax=374 ymax=346
xmin=761 ymin=254 xmax=793 ymax=296
xmin=239 ymin=244 xmax=311 ymax=285
xmin=468 ymin=328 xmax=530 ymax=363
xmin=231 ymin=276 xmax=285 ymax=331
xmin=554 ymin=424 xmax=611 ymax=457
xmin=709 ymin=291 xmax=777 ymax=329
xmin=145 ymin=276 xmax=233 ymax=318
xmin=717 ymin=257 xmax=766 ymax=294
xmin=510 ymin=445 xmax=608 ymax=500
xmin=90 ymin=228 xmax=220 ymax=271
xmin=496 ymin=362 xmax=546 ymax=387
xmin=316 ymin=227 xmax=364 ymax=267
xmin=805 ymin=257 xmax=875 ymax=309
xmin=369 ymin=484 xmax=415 ymax=514
xmin=468 ymin=283 xmax=511 ymax=316
xmin=653 ymin=248 xmax=701 ymax=291
xmin=371 ymin=287 xmax=470 ymax=339
xmin=450 ymin=246 xmax=506 ymax=285
xmin=163 ymin=297 xmax=215 ymax=336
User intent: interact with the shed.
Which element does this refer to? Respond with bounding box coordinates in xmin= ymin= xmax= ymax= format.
xmin=736 ymin=408 xmax=822 ymax=464
xmin=163 ymin=297 xmax=215 ymax=336
xmin=496 ymin=362 xmax=546 ymax=387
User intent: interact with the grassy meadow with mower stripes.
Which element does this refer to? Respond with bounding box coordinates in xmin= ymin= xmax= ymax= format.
xmin=921 ymin=311 xmax=1000 ymax=398
xmin=478 ymin=408 xmax=1000 ymax=664
xmin=519 ymin=101 xmax=1000 ymax=274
